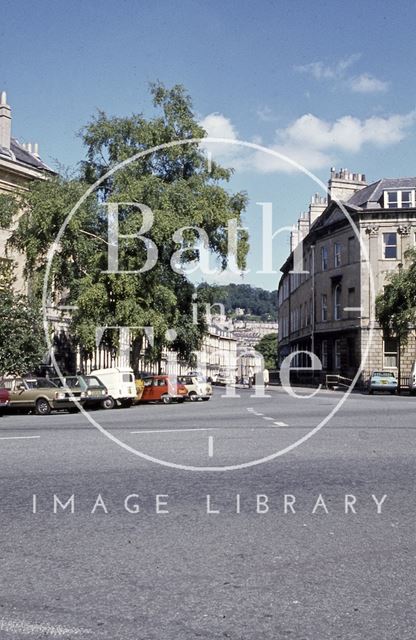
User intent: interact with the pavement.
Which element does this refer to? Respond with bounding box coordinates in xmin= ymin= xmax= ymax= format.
xmin=0 ymin=387 xmax=415 ymax=639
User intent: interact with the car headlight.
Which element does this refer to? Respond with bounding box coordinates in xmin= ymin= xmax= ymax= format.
xmin=102 ymin=390 xmax=106 ymax=395
xmin=55 ymin=392 xmax=66 ymax=400
xmin=80 ymin=392 xmax=86 ymax=399
xmin=87 ymin=390 xmax=92 ymax=396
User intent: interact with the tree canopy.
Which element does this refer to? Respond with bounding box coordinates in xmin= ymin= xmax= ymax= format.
xmin=376 ymin=248 xmax=416 ymax=344
xmin=6 ymin=83 xmax=249 ymax=372
xmin=254 ymin=333 xmax=278 ymax=370
xmin=0 ymin=272 xmax=46 ymax=376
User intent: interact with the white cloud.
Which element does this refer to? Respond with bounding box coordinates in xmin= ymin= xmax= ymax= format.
xmin=295 ymin=54 xmax=389 ymax=94
xmin=295 ymin=54 xmax=360 ymax=81
xmin=349 ymin=73 xmax=389 ymax=93
xmin=199 ymin=113 xmax=238 ymax=140
xmin=199 ymin=109 xmax=416 ymax=174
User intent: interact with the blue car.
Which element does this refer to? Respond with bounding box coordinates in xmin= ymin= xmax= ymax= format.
xmin=369 ymin=371 xmax=398 ymax=395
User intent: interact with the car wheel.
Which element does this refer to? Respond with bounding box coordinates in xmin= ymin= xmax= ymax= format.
xmin=101 ymin=396 xmax=116 ymax=410
xmin=177 ymin=398 xmax=185 ymax=404
xmin=161 ymin=394 xmax=172 ymax=405
xmin=368 ymin=389 xmax=373 ymax=395
xmin=202 ymin=397 xmax=210 ymax=401
xmin=189 ymin=392 xmax=198 ymax=402
xmin=35 ymin=398 xmax=51 ymax=416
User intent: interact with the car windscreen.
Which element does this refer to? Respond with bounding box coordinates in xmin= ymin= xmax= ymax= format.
xmin=122 ymin=373 xmax=134 ymax=383
xmin=84 ymin=376 xmax=103 ymax=388
xmin=65 ymin=377 xmax=81 ymax=387
xmin=372 ymin=372 xmax=395 ymax=377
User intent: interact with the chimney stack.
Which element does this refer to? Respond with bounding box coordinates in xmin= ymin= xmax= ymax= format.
xmin=328 ymin=167 xmax=367 ymax=203
xmin=0 ymin=91 xmax=11 ymax=150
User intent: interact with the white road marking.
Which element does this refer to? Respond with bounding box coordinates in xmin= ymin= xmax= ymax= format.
xmin=0 ymin=435 xmax=40 ymax=441
xmin=274 ymin=421 xmax=288 ymax=427
xmin=131 ymin=428 xmax=211 ymax=434
xmin=0 ymin=618 xmax=92 ymax=636
xmin=208 ymin=435 xmax=214 ymax=457
xmin=263 ymin=417 xmax=275 ymax=421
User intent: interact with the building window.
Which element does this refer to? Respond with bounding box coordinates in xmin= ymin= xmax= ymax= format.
xmin=401 ymin=191 xmax=412 ymax=208
xmin=334 ymin=284 xmax=342 ymax=320
xmin=347 ymin=287 xmax=356 ymax=317
xmin=334 ymin=340 xmax=341 ymax=370
xmin=386 ymin=191 xmax=398 ymax=208
xmin=383 ymin=338 xmax=398 ymax=368
xmin=383 ymin=232 xmax=397 ymax=259
xmin=347 ymin=236 xmax=355 ymax=263
xmin=321 ymin=246 xmax=328 ymax=271
xmin=321 ymin=340 xmax=328 ymax=369
xmin=321 ymin=294 xmax=327 ymax=321
xmin=384 ymin=190 xmax=415 ymax=208
xmin=334 ymin=242 xmax=341 ymax=267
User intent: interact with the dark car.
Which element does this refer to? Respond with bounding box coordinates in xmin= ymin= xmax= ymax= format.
xmin=0 ymin=387 xmax=10 ymax=416
xmin=52 ymin=375 xmax=109 ymax=409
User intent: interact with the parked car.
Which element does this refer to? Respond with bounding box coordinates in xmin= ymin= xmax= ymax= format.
xmin=368 ymin=371 xmax=398 ymax=395
xmin=0 ymin=387 xmax=10 ymax=416
xmin=178 ymin=375 xmax=212 ymax=401
xmin=1 ymin=377 xmax=86 ymax=415
xmin=409 ymin=361 xmax=416 ymax=395
xmin=52 ymin=375 xmax=109 ymax=409
xmin=90 ymin=367 xmax=136 ymax=409
xmin=140 ymin=375 xmax=188 ymax=404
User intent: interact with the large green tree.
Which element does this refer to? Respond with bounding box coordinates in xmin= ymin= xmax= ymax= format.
xmin=376 ymin=248 xmax=416 ymax=344
xmin=254 ymin=333 xmax=278 ymax=370
xmin=7 ymin=83 xmax=249 ymax=372
xmin=0 ymin=270 xmax=46 ymax=376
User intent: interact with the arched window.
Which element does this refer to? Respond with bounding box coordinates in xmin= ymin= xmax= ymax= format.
xmin=334 ymin=284 xmax=342 ymax=320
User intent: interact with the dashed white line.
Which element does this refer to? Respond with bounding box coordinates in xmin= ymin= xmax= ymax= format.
xmin=273 ymin=421 xmax=288 ymax=427
xmin=0 ymin=435 xmax=40 ymax=441
xmin=263 ymin=417 xmax=275 ymax=421
xmin=208 ymin=435 xmax=214 ymax=457
xmin=130 ymin=428 xmax=211 ymax=434
xmin=0 ymin=618 xmax=92 ymax=637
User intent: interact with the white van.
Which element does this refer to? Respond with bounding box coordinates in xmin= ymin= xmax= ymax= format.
xmin=90 ymin=367 xmax=136 ymax=409
xmin=409 ymin=361 xmax=416 ymax=395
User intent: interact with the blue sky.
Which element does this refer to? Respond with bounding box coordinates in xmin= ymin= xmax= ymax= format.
xmin=1 ymin=0 xmax=416 ymax=290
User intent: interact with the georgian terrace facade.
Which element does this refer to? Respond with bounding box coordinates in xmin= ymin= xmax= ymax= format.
xmin=278 ymin=173 xmax=416 ymax=386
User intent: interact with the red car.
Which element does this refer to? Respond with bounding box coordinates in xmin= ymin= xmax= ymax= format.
xmin=0 ymin=387 xmax=10 ymax=415
xmin=140 ymin=375 xmax=188 ymax=404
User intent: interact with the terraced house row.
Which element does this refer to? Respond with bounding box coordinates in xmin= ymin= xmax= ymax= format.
xmin=278 ymin=168 xmax=416 ymax=386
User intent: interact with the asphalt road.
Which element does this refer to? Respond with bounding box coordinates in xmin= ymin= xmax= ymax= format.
xmin=0 ymin=387 xmax=415 ymax=639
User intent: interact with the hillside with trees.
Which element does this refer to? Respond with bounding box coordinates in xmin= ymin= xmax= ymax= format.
xmin=197 ymin=283 xmax=278 ymax=319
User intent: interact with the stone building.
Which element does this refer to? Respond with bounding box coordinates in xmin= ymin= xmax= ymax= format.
xmin=278 ymin=168 xmax=416 ymax=386
xmin=0 ymin=91 xmax=54 ymax=292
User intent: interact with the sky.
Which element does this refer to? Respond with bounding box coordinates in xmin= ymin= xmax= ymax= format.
xmin=1 ymin=0 xmax=416 ymax=290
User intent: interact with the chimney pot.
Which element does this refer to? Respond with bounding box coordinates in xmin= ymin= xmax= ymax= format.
xmin=0 ymin=90 xmax=11 ymax=149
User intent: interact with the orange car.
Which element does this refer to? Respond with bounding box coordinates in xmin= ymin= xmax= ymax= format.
xmin=140 ymin=375 xmax=188 ymax=404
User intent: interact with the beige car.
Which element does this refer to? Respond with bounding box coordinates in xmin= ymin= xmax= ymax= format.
xmin=2 ymin=377 xmax=86 ymax=415
xmin=178 ymin=375 xmax=212 ymax=401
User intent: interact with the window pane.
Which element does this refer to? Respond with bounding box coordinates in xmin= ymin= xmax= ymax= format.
xmin=402 ymin=191 xmax=412 ymax=208
xmin=384 ymin=246 xmax=397 ymax=259
xmin=383 ymin=233 xmax=396 ymax=245
xmin=387 ymin=192 xmax=398 ymax=207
